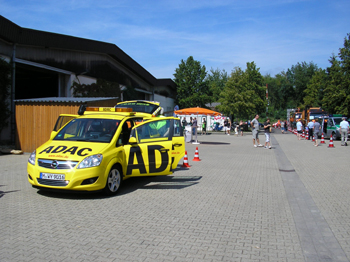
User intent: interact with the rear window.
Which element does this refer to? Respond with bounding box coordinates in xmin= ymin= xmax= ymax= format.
xmin=116 ymin=102 xmax=159 ymax=114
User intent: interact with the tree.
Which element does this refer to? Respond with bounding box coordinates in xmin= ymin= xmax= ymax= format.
xmin=338 ymin=33 xmax=350 ymax=115
xmin=246 ymin=62 xmax=266 ymax=114
xmin=264 ymin=73 xmax=287 ymax=119
xmin=218 ymin=62 xmax=266 ymax=119
xmin=0 ymin=58 xmax=11 ymax=135
xmin=285 ymin=61 xmax=319 ymax=107
xmin=303 ymin=68 xmax=327 ymax=108
xmin=206 ymin=68 xmax=228 ymax=103
xmin=322 ymin=34 xmax=350 ymax=115
xmin=173 ymin=56 xmax=210 ymax=108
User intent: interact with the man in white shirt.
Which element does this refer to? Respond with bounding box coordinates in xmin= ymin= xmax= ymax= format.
xmin=340 ymin=117 xmax=349 ymax=146
xmin=296 ymin=120 xmax=303 ymax=140
xmin=251 ymin=115 xmax=263 ymax=147
xmin=307 ymin=120 xmax=314 ymax=140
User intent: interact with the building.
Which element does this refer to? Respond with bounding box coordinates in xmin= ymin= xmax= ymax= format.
xmin=0 ymin=15 xmax=176 ymax=142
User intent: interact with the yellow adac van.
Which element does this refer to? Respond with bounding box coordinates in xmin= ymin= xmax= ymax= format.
xmin=27 ymin=101 xmax=185 ymax=195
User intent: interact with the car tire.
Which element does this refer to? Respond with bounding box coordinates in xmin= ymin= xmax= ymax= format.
xmin=332 ymin=132 xmax=337 ymax=140
xmin=104 ymin=165 xmax=123 ymax=195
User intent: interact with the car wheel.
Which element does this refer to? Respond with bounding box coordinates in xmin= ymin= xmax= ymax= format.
xmin=104 ymin=165 xmax=122 ymax=195
xmin=332 ymin=132 xmax=337 ymax=140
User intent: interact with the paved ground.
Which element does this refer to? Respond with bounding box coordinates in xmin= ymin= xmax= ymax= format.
xmin=1 ymin=129 xmax=350 ymax=262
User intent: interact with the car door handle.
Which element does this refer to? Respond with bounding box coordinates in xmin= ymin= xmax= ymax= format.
xmin=159 ymin=149 xmax=169 ymax=153
xmin=173 ymin=143 xmax=182 ymax=147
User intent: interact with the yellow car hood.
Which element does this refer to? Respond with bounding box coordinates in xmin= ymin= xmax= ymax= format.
xmin=36 ymin=140 xmax=108 ymax=161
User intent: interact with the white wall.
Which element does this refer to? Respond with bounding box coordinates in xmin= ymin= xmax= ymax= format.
xmin=76 ymin=75 xmax=96 ymax=85
xmin=67 ymin=75 xmax=97 ymax=97
xmin=154 ymin=94 xmax=175 ymax=116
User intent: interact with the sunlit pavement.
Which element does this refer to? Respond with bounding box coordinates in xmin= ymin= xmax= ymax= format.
xmin=1 ymin=129 xmax=349 ymax=261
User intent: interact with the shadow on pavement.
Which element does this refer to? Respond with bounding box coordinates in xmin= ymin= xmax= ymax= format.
xmin=198 ymin=141 xmax=230 ymax=145
xmin=0 ymin=185 xmax=20 ymax=198
xmin=35 ymin=172 xmax=202 ymax=200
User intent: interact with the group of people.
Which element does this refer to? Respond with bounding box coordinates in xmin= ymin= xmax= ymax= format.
xmin=296 ymin=119 xmax=322 ymax=146
xmin=182 ymin=117 xmax=208 ymax=135
xmin=182 ymin=114 xmax=350 ymax=148
xmin=279 ymin=120 xmax=287 ymax=134
xmin=251 ymin=115 xmax=272 ymax=149
xmin=182 ymin=116 xmax=233 ymax=135
xmin=296 ymin=117 xmax=349 ymax=146
xmin=233 ymin=120 xmax=245 ymax=137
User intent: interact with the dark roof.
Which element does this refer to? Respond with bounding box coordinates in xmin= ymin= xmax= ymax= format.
xmin=14 ymin=97 xmax=118 ymax=103
xmin=0 ymin=15 xmax=175 ymax=88
xmin=156 ymin=78 xmax=176 ymax=89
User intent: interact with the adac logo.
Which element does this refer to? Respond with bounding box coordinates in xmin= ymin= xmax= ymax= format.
xmin=39 ymin=146 xmax=92 ymax=156
xmin=51 ymin=160 xmax=59 ymax=169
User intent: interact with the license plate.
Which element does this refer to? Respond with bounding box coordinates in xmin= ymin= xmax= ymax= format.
xmin=40 ymin=173 xmax=65 ymax=180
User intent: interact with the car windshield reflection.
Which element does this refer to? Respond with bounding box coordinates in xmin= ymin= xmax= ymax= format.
xmin=54 ymin=119 xmax=120 ymax=143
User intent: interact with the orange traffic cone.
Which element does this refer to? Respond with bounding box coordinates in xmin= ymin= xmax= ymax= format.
xmin=328 ymin=135 xmax=335 ymax=148
xmin=181 ymin=151 xmax=191 ymax=167
xmin=302 ymin=130 xmax=305 ymax=139
xmin=192 ymin=147 xmax=201 ymax=161
xmin=320 ymin=133 xmax=326 ymax=144
xmin=306 ymin=130 xmax=309 ymax=140
xmin=312 ymin=134 xmax=315 ymax=142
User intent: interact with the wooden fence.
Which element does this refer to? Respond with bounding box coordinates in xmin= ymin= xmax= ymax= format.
xmin=15 ymin=99 xmax=118 ymax=152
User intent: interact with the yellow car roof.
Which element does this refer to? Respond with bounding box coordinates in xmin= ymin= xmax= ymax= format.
xmin=115 ymin=100 xmax=162 ymax=117
xmin=116 ymin=100 xmax=160 ymax=106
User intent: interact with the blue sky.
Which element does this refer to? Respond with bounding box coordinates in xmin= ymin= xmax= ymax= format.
xmin=1 ymin=0 xmax=349 ymax=79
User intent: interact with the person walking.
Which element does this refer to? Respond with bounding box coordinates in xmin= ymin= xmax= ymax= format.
xmin=340 ymin=117 xmax=349 ymax=146
xmin=264 ymin=118 xmax=272 ymax=149
xmin=181 ymin=117 xmax=187 ymax=131
xmin=239 ymin=120 xmax=244 ymax=136
xmin=296 ymin=119 xmax=303 ymax=140
xmin=224 ymin=118 xmax=228 ymax=134
xmin=251 ymin=115 xmax=263 ymax=147
xmin=313 ymin=119 xmax=321 ymax=146
xmin=192 ymin=117 xmax=197 ymax=136
xmin=285 ymin=120 xmax=288 ymax=133
xmin=201 ymin=118 xmax=207 ymax=135
xmin=307 ymin=120 xmax=314 ymax=140
xmin=280 ymin=120 xmax=285 ymax=134
xmin=227 ymin=118 xmax=231 ymax=135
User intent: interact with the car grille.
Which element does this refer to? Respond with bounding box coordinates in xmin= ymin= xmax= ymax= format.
xmin=37 ymin=178 xmax=69 ymax=187
xmin=38 ymin=159 xmax=78 ymax=169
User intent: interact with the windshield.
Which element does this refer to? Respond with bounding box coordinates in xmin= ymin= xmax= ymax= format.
xmin=54 ymin=118 xmax=120 ymax=143
xmin=116 ymin=102 xmax=159 ymax=114
xmin=309 ymin=113 xmax=324 ymax=120
xmin=333 ymin=118 xmax=344 ymax=125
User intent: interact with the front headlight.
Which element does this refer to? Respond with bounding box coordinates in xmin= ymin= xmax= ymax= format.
xmin=28 ymin=150 xmax=36 ymax=165
xmin=77 ymin=154 xmax=103 ymax=169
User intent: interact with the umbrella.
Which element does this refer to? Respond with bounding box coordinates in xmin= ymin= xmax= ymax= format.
xmin=174 ymin=107 xmax=221 ymax=116
xmin=174 ymin=107 xmax=222 ymax=144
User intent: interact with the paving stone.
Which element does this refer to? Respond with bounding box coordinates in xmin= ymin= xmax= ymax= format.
xmin=0 ymin=131 xmax=349 ymax=261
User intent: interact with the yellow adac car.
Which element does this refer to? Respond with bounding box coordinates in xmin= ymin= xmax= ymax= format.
xmin=27 ymin=102 xmax=185 ymax=195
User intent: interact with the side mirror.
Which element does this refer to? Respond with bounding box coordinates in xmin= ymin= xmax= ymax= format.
xmin=129 ymin=137 xmax=137 ymax=144
xmin=50 ymin=131 xmax=57 ymax=140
